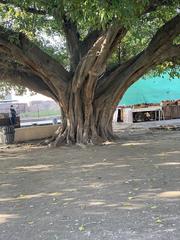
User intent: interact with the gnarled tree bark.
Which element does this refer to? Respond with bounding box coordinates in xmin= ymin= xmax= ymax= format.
xmin=0 ymin=6 xmax=179 ymax=146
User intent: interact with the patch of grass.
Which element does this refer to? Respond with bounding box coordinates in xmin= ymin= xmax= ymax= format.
xmin=20 ymin=109 xmax=60 ymax=118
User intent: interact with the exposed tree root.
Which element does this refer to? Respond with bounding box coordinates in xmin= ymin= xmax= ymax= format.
xmin=40 ymin=125 xmax=118 ymax=148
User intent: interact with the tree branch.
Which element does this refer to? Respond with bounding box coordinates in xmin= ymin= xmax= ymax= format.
xmin=0 ymin=26 xmax=71 ymax=92
xmin=72 ymin=24 xmax=126 ymax=92
xmin=80 ymin=29 xmax=103 ymax=57
xmin=51 ymin=2 xmax=81 ymax=72
xmin=144 ymin=0 xmax=176 ymax=14
xmin=0 ymin=65 xmax=58 ymax=100
xmin=60 ymin=15 xmax=81 ymax=72
xmin=147 ymin=14 xmax=180 ymax=53
xmin=77 ymin=0 xmax=176 ymax=76
xmin=95 ymin=14 xmax=180 ymax=102
xmin=0 ymin=53 xmax=62 ymax=101
xmin=164 ymin=44 xmax=180 ymax=61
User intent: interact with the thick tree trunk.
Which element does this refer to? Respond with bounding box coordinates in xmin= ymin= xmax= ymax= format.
xmin=52 ymin=90 xmax=116 ymax=146
xmin=50 ymin=25 xmax=126 ymax=146
xmin=52 ymin=79 xmax=115 ymax=146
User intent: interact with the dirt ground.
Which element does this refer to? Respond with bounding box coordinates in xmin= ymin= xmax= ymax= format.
xmin=0 ymin=128 xmax=180 ymax=240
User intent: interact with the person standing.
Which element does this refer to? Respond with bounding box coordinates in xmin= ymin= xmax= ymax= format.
xmin=9 ymin=105 xmax=17 ymax=126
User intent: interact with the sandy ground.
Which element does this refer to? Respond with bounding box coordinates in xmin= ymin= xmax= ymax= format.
xmin=0 ymin=126 xmax=180 ymax=240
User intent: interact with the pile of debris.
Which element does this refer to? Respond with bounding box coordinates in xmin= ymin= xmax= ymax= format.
xmin=150 ymin=125 xmax=180 ymax=131
xmin=162 ymin=100 xmax=180 ymax=120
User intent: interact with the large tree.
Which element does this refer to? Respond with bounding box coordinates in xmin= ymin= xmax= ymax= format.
xmin=0 ymin=0 xmax=179 ymax=145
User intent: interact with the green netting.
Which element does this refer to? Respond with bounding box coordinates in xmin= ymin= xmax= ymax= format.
xmin=119 ymin=73 xmax=180 ymax=106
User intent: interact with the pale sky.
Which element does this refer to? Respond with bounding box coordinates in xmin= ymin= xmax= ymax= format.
xmin=9 ymin=90 xmax=54 ymax=103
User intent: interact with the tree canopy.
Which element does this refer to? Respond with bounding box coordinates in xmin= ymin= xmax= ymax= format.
xmin=0 ymin=1 xmax=179 ymax=80
xmin=0 ymin=0 xmax=179 ymax=144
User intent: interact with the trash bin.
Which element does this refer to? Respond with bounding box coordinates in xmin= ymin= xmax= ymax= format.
xmin=52 ymin=118 xmax=58 ymax=125
xmin=2 ymin=126 xmax=15 ymax=144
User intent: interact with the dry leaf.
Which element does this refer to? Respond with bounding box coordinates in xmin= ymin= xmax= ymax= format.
xmin=79 ymin=225 xmax=85 ymax=231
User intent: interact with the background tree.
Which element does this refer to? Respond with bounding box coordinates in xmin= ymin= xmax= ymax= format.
xmin=0 ymin=0 xmax=179 ymax=145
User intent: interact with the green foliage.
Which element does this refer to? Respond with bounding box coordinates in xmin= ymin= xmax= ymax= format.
xmin=0 ymin=81 xmax=27 ymax=99
xmin=36 ymin=30 xmax=69 ymax=67
xmin=0 ymin=0 xmax=179 ymax=94
xmin=20 ymin=109 xmax=60 ymax=118
xmin=107 ymin=4 xmax=179 ymax=74
xmin=61 ymin=0 xmax=150 ymax=29
xmin=0 ymin=0 xmax=178 ymax=60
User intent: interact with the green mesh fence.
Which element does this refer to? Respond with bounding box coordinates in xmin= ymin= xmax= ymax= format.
xmin=119 ymin=73 xmax=180 ymax=106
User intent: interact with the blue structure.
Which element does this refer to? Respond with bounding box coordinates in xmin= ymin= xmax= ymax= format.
xmin=119 ymin=73 xmax=180 ymax=106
